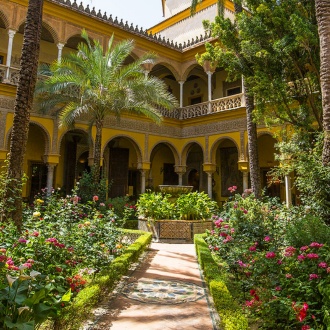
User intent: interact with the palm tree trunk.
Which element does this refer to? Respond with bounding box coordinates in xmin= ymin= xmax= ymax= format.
xmin=92 ymin=121 xmax=103 ymax=186
xmin=315 ymin=0 xmax=330 ymax=165
xmin=4 ymin=0 xmax=43 ymax=230
xmin=244 ymin=81 xmax=261 ymax=199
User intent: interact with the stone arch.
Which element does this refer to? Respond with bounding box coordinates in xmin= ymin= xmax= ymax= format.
xmin=181 ymin=140 xmax=205 ymax=165
xmin=211 ymin=137 xmax=242 ymax=199
xmin=149 ymin=140 xmax=180 ymax=165
xmin=58 ymin=127 xmax=90 ymax=154
xmin=102 ymin=134 xmax=143 ymax=164
xmin=0 ymin=10 xmax=10 ymax=29
xmin=182 ymin=63 xmax=206 ymax=83
xmin=149 ymin=141 xmax=180 ymax=189
xmin=151 ymin=61 xmax=180 ymax=81
xmin=181 ymin=141 xmax=205 ymax=191
xmin=41 ymin=21 xmax=59 ymax=44
xmin=210 ymin=136 xmax=240 ymax=164
xmin=16 ymin=20 xmax=57 ymax=44
xmin=5 ymin=121 xmax=50 ymax=156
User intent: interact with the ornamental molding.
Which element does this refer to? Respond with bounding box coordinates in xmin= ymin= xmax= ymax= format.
xmin=0 ymin=96 xmax=15 ymax=111
xmin=182 ymin=117 xmax=247 ymax=137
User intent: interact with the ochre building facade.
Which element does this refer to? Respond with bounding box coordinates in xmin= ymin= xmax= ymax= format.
xmin=0 ymin=0 xmax=285 ymax=204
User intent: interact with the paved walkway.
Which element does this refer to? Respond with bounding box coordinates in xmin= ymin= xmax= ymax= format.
xmin=84 ymin=243 xmax=219 ymax=330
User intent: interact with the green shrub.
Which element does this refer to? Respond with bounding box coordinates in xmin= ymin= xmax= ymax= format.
xmin=51 ymin=230 xmax=152 ymax=329
xmin=194 ymin=234 xmax=249 ymax=330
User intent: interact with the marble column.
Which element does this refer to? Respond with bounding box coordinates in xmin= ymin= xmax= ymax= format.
xmin=57 ymin=43 xmax=65 ymax=62
xmin=46 ymin=163 xmax=57 ymax=194
xmin=5 ymin=29 xmax=16 ymax=80
xmin=140 ymin=169 xmax=146 ymax=193
xmin=174 ymin=165 xmax=187 ymax=186
xmin=242 ymin=172 xmax=249 ymax=191
xmin=178 ymin=81 xmax=184 ymax=108
xmin=285 ymin=174 xmax=292 ymax=207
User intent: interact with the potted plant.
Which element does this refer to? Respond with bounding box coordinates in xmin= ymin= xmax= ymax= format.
xmin=136 ymin=190 xmax=218 ymax=241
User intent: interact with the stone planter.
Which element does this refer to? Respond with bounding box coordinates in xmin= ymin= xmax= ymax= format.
xmin=138 ymin=219 xmax=213 ymax=242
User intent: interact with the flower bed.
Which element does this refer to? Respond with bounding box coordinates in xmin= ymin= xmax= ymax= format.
xmin=0 ymin=188 xmax=150 ymax=330
xmin=203 ymin=187 xmax=330 ymax=329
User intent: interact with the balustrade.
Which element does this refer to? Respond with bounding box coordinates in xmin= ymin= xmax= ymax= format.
xmin=1 ymin=66 xmax=245 ymax=118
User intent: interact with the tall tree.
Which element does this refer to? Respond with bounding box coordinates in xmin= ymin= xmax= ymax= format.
xmin=315 ymin=0 xmax=330 ymax=165
xmin=35 ymin=30 xmax=178 ymax=186
xmin=4 ymin=0 xmax=44 ymax=230
xmin=192 ymin=0 xmax=262 ymax=198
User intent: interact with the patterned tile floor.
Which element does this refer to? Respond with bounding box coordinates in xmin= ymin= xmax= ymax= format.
xmin=83 ymin=243 xmax=219 ymax=330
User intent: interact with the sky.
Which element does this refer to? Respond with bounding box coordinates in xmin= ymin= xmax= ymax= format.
xmin=82 ymin=0 xmax=164 ymax=29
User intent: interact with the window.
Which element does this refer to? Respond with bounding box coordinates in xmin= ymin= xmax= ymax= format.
xmin=227 ymin=87 xmax=241 ymax=96
xmin=0 ymin=55 xmax=4 ymax=65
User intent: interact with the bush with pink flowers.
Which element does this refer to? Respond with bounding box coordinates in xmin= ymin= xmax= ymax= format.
xmin=0 ymin=188 xmax=127 ymax=329
xmin=205 ymin=189 xmax=330 ymax=329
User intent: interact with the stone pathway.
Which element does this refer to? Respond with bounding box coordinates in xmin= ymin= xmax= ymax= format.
xmin=83 ymin=243 xmax=219 ymax=330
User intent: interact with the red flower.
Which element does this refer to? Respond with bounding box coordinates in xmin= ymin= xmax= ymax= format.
xmin=266 ymin=251 xmax=276 ymax=258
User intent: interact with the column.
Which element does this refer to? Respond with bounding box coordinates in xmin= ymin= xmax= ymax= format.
xmin=143 ymin=59 xmax=154 ymax=78
xmin=57 ymin=43 xmax=65 ymax=62
xmin=46 ymin=163 xmax=57 ymax=194
xmin=140 ymin=169 xmax=146 ymax=193
xmin=174 ymin=165 xmax=187 ymax=186
xmin=285 ymin=174 xmax=292 ymax=207
xmin=207 ymin=172 xmax=213 ymax=198
xmin=203 ymin=163 xmax=216 ymax=198
xmin=243 ymin=172 xmax=249 ymax=191
xmin=178 ymin=81 xmax=184 ymax=108
xmin=5 ymin=29 xmax=16 ymax=80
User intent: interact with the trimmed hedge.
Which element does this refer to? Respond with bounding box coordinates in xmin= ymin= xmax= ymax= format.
xmin=194 ymin=233 xmax=249 ymax=330
xmin=50 ymin=229 xmax=152 ymax=330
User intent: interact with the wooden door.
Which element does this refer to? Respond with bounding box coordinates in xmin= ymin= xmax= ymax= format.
xmin=109 ymin=148 xmax=129 ymax=198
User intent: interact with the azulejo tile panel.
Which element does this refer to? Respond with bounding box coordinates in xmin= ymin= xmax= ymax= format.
xmin=122 ymin=279 xmax=205 ymax=305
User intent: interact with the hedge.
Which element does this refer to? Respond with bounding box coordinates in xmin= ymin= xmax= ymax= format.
xmin=194 ymin=233 xmax=249 ymax=330
xmin=47 ymin=229 xmax=152 ymax=330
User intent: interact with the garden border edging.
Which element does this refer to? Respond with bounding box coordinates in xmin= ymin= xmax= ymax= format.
xmin=49 ymin=229 xmax=152 ymax=330
xmin=194 ymin=233 xmax=249 ymax=330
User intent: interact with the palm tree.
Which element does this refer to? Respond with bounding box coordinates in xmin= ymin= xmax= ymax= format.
xmin=35 ymin=30 xmax=178 ymax=185
xmin=315 ymin=0 xmax=330 ymax=166
xmin=3 ymin=0 xmax=44 ymax=230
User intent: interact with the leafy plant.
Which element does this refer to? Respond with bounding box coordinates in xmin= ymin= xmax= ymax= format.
xmin=136 ymin=190 xmax=218 ymax=220
xmin=0 ymin=267 xmax=71 ymax=330
xmin=136 ymin=191 xmax=175 ymax=220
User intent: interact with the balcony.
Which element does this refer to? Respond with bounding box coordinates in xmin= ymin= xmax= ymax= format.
xmin=0 ymin=66 xmax=245 ymax=119
xmin=159 ymin=94 xmax=245 ymax=120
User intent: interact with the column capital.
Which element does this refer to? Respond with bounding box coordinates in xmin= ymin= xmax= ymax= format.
xmin=137 ymin=162 xmax=151 ymax=171
xmin=238 ymin=159 xmax=249 ymax=172
xmin=203 ymin=163 xmax=216 ymax=174
xmin=43 ymin=154 xmax=60 ymax=164
xmin=57 ymin=42 xmax=65 ymax=50
xmin=174 ymin=165 xmax=187 ymax=174
xmin=202 ymin=60 xmax=217 ymax=74
xmin=7 ymin=29 xmax=16 ymax=38
xmin=178 ymin=80 xmax=185 ymax=85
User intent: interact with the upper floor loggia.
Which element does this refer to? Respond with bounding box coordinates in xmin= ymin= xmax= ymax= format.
xmin=0 ymin=0 xmax=244 ymax=121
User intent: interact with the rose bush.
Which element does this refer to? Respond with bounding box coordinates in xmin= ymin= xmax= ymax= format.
xmin=0 ymin=188 xmax=126 ymax=329
xmin=205 ymin=188 xmax=330 ymax=329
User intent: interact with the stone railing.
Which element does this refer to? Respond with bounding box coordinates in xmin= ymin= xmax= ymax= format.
xmin=158 ymin=94 xmax=245 ymax=119
xmin=0 ymin=66 xmax=20 ymax=85
xmin=0 ymin=65 xmax=6 ymax=83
